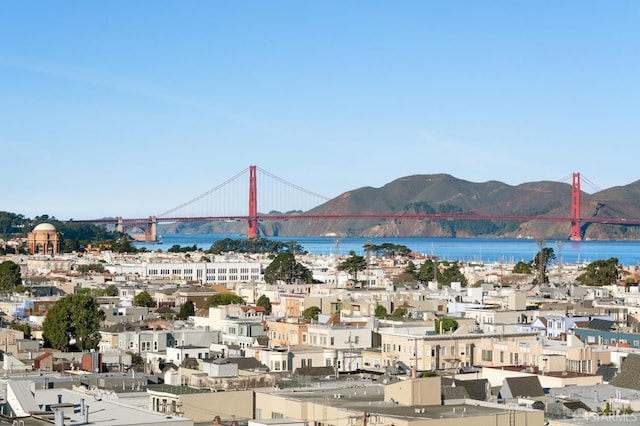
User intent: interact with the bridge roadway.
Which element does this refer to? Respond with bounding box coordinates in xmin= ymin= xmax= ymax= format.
xmin=71 ymin=213 xmax=640 ymax=242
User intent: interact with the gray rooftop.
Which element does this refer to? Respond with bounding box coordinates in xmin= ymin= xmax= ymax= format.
xmin=30 ymin=387 xmax=193 ymax=425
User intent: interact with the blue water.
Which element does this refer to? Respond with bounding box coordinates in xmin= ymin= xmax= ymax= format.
xmin=134 ymin=234 xmax=640 ymax=266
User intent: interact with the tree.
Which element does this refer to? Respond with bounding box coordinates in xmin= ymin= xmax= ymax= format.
xmin=374 ymin=305 xmax=388 ymax=318
xmin=0 ymin=260 xmax=22 ymax=293
xmin=417 ymin=259 xmax=438 ymax=284
xmin=10 ymin=320 xmax=31 ymax=338
xmin=263 ymin=252 xmax=313 ymax=284
xmin=513 ymin=261 xmax=532 ymax=274
xmin=435 ymin=318 xmax=459 ymax=334
xmin=77 ymin=263 xmax=105 ymax=274
xmin=133 ymin=291 xmax=155 ymax=307
xmin=302 ymin=306 xmax=320 ymax=321
xmin=405 ymin=261 xmax=418 ymax=279
xmin=256 ymin=295 xmax=272 ymax=315
xmin=102 ymin=284 xmax=118 ymax=297
xmin=42 ymin=294 xmax=105 ymax=351
xmin=177 ymin=300 xmax=195 ymax=320
xmin=417 ymin=259 xmax=467 ymax=288
xmin=393 ymin=271 xmax=418 ymax=285
xmin=390 ymin=308 xmax=407 ymax=318
xmin=440 ymin=262 xmax=468 ymax=287
xmin=338 ymin=250 xmax=367 ymax=285
xmin=576 ymin=258 xmax=621 ymax=286
xmin=204 ymin=293 xmax=245 ymax=308
xmin=531 ymin=247 xmax=555 ymax=284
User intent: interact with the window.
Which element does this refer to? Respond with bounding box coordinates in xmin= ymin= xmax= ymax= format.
xmin=355 ymin=336 xmax=360 ymax=344
xmin=330 ymin=337 xmax=334 ymax=346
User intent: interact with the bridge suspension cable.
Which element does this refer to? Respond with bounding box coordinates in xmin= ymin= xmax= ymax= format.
xmin=156 ymin=167 xmax=250 ymax=218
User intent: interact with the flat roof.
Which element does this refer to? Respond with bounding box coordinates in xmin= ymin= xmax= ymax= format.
xmin=32 ymin=388 xmax=193 ymax=425
xmin=257 ymin=382 xmax=530 ymax=420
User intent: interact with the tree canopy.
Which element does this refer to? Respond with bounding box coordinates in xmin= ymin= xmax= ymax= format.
xmin=576 ymin=258 xmax=621 ymax=286
xmin=204 ymin=293 xmax=245 ymax=308
xmin=417 ymin=259 xmax=467 ymax=288
xmin=512 ymin=261 xmax=532 ymax=274
xmin=374 ymin=305 xmax=388 ymax=318
xmin=302 ymin=306 xmax=320 ymax=321
xmin=435 ymin=318 xmax=459 ymax=334
xmin=133 ymin=291 xmax=156 ymax=307
xmin=0 ymin=260 xmax=22 ymax=294
xmin=263 ymin=252 xmax=313 ymax=284
xmin=364 ymin=242 xmax=411 ymax=257
xmin=338 ymin=251 xmax=367 ymax=285
xmin=530 ymin=246 xmax=556 ymax=284
xmin=208 ymin=237 xmax=306 ymax=255
xmin=42 ymin=294 xmax=105 ymax=351
xmin=177 ymin=300 xmax=196 ymax=320
xmin=256 ymin=295 xmax=272 ymax=315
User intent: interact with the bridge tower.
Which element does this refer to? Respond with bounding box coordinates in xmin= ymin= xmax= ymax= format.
xmin=570 ymin=172 xmax=581 ymax=241
xmin=247 ymin=165 xmax=258 ymax=238
xmin=147 ymin=216 xmax=157 ymax=242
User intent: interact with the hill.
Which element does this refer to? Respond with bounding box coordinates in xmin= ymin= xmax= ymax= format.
xmin=159 ymin=175 xmax=640 ymax=240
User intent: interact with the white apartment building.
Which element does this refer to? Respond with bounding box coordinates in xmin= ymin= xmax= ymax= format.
xmin=105 ymin=255 xmax=265 ymax=285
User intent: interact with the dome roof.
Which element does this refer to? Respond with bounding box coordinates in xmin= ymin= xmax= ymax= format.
xmin=33 ymin=223 xmax=57 ymax=232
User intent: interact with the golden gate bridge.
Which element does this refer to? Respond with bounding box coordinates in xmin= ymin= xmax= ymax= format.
xmin=72 ymin=166 xmax=640 ymax=242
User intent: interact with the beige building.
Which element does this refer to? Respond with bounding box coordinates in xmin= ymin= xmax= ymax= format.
xmin=254 ymin=377 xmax=544 ymax=426
xmin=379 ymin=328 xmax=539 ymax=371
xmin=267 ymin=318 xmax=309 ymax=346
xmin=27 ymin=223 xmax=60 ymax=255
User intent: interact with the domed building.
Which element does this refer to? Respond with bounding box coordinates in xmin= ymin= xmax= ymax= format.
xmin=27 ymin=223 xmax=60 ymax=255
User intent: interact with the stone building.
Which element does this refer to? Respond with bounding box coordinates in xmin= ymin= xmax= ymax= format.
xmin=27 ymin=222 xmax=60 ymax=255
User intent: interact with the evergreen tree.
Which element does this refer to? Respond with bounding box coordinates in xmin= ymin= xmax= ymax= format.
xmin=256 ymin=295 xmax=272 ymax=315
xmin=338 ymin=251 xmax=367 ymax=285
xmin=177 ymin=300 xmax=196 ymax=319
xmin=0 ymin=260 xmax=22 ymax=294
xmin=576 ymin=258 xmax=621 ymax=286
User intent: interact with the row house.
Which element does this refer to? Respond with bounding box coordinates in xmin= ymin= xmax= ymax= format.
xmin=99 ymin=324 xmax=220 ymax=356
xmin=267 ymin=318 xmax=308 ymax=347
xmin=191 ymin=305 xmax=266 ymax=348
xmin=221 ymin=317 xmax=267 ymax=348
xmin=306 ymin=315 xmax=373 ymax=350
xmin=379 ymin=328 xmax=539 ymax=371
xmin=515 ymin=314 xmax=612 ymax=338
xmin=175 ymin=288 xmax=218 ymax=309
xmin=476 ymin=333 xmax=612 ymax=375
xmin=166 ymin=345 xmax=211 ymax=365
xmin=280 ymin=294 xmax=306 ymax=318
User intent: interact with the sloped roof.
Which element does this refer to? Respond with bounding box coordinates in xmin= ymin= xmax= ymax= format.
xmin=610 ymin=354 xmax=640 ymax=390
xmin=293 ymin=366 xmax=335 ymax=377
xmin=100 ymin=322 xmax=144 ymax=333
xmin=502 ymin=376 xmax=544 ymax=398
xmin=226 ymin=357 xmax=268 ymax=371
xmin=441 ymin=378 xmax=490 ymax=401
xmin=586 ymin=319 xmax=615 ymax=331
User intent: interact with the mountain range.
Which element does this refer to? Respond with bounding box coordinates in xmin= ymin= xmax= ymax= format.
xmin=160 ymin=174 xmax=640 ymax=240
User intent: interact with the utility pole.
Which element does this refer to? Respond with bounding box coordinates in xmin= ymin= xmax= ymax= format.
xmin=334 ymin=239 xmax=341 ymax=287
xmin=365 ymin=240 xmax=371 ymax=289
xmin=345 ymin=332 xmax=355 ymax=372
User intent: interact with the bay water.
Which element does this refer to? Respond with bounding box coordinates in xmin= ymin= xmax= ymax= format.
xmin=134 ymin=234 xmax=640 ymax=266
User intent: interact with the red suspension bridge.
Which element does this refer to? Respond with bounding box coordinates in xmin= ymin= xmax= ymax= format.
xmin=73 ymin=166 xmax=640 ymax=242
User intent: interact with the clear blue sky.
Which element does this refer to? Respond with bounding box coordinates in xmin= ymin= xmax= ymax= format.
xmin=2 ymin=1 xmax=639 ymax=219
